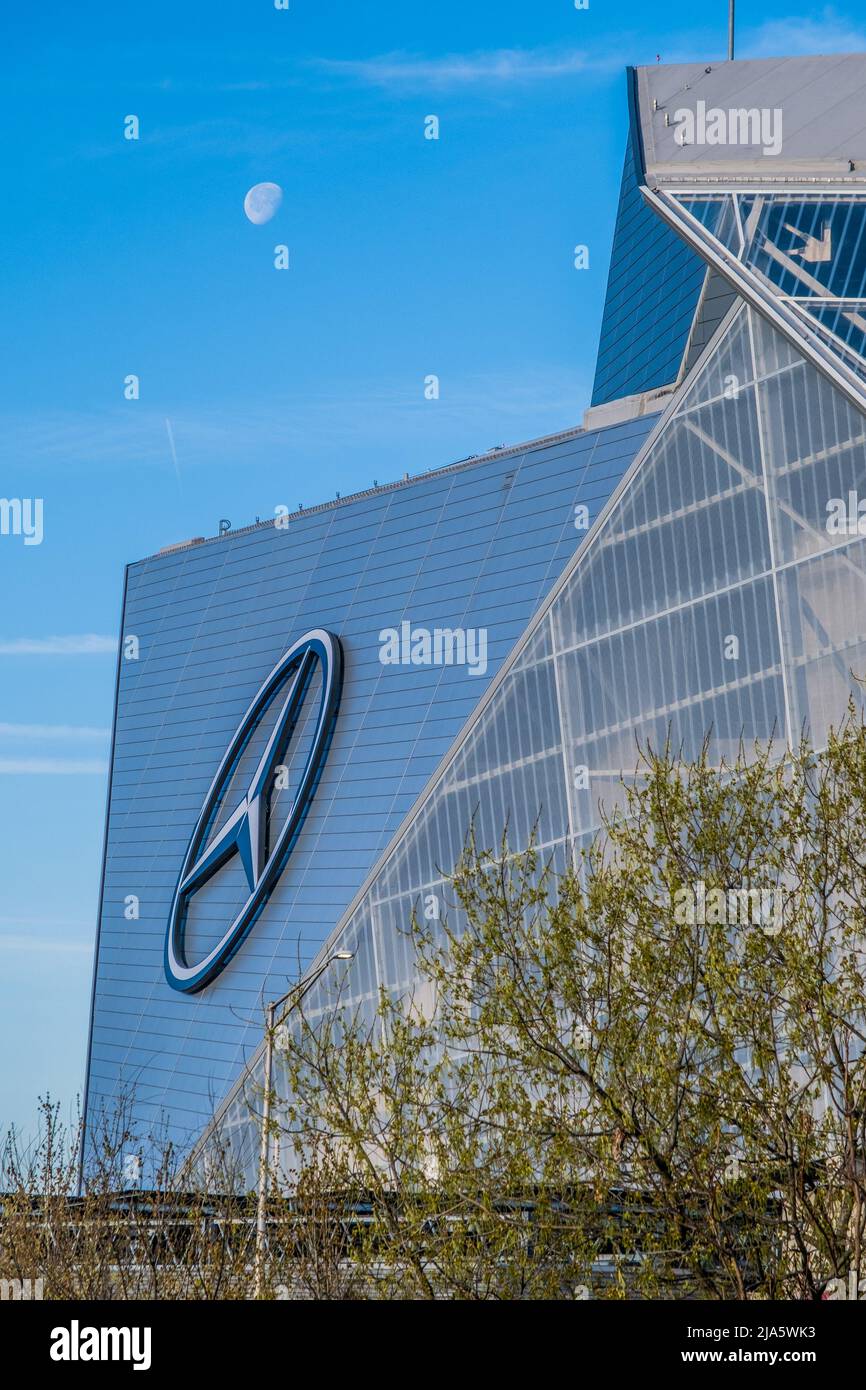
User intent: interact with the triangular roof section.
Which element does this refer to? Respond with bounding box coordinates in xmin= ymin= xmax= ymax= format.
xmin=637 ymin=53 xmax=866 ymax=185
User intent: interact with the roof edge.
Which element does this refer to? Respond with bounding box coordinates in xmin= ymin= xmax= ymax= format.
xmin=138 ymin=415 xmax=647 ymax=567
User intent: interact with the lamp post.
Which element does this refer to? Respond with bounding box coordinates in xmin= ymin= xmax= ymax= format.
xmin=253 ymin=948 xmax=353 ymax=1299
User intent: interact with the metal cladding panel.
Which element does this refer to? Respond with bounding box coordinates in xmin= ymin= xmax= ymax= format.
xmin=84 ymin=417 xmax=656 ymax=1151
xmin=591 ymin=89 xmax=706 ymax=406
xmin=637 ymin=53 xmax=866 ymax=182
xmin=594 ymin=53 xmax=866 ymax=408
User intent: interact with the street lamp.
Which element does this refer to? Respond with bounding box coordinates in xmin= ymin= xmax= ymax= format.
xmin=253 ymin=947 xmax=354 ymax=1298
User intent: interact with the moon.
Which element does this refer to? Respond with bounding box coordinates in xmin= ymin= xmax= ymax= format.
xmin=244 ymin=182 xmax=283 ymax=225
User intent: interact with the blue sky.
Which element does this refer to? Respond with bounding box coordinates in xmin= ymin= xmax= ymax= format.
xmin=2 ymin=0 xmax=865 ymax=1143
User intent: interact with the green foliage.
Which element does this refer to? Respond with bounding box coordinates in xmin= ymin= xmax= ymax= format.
xmin=271 ymin=707 xmax=866 ymax=1299
xmin=11 ymin=712 xmax=866 ymax=1299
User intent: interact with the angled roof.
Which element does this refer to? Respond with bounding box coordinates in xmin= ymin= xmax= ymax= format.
xmin=636 ymin=53 xmax=866 ymax=184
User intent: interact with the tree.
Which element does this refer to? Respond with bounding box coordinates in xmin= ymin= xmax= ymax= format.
xmin=0 ymin=1095 xmax=256 ymax=1299
xmin=268 ymin=706 xmax=866 ymax=1299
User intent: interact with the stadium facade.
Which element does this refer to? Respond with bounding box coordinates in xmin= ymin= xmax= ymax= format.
xmin=84 ymin=53 xmax=866 ymax=1182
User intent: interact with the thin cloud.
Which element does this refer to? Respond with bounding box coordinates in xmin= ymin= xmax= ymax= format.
xmin=741 ymin=10 xmax=866 ymax=58
xmin=0 ymin=914 xmax=90 ymax=930
xmin=0 ymin=933 xmax=91 ymax=954
xmin=0 ymin=635 xmax=117 ymax=656
xmin=0 ymin=366 xmax=591 ymax=474
xmin=314 ymin=46 xmax=621 ymax=90
xmin=0 ymin=758 xmax=109 ymax=775
xmin=165 ymin=417 xmax=182 ymax=488
xmin=0 ymin=723 xmax=110 ymax=740
xmin=78 ymin=116 xmax=326 ymax=163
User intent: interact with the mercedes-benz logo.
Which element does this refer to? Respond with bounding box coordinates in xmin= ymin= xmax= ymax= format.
xmin=164 ymin=629 xmax=343 ymax=993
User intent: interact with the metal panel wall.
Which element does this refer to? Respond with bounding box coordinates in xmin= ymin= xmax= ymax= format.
xmin=84 ymin=418 xmax=655 ymax=1152
xmin=591 ymin=78 xmax=705 ymax=407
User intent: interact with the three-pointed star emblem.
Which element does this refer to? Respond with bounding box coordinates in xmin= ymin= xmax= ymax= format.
xmin=179 ymin=647 xmax=314 ymax=900
xmin=164 ymin=629 xmax=343 ymax=993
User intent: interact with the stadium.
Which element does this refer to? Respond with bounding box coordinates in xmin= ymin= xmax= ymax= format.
xmin=83 ymin=51 xmax=866 ymax=1186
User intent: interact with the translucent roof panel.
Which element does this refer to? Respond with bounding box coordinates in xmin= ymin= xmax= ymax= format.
xmin=208 ymin=299 xmax=866 ymax=1184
